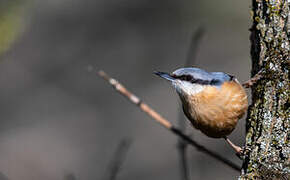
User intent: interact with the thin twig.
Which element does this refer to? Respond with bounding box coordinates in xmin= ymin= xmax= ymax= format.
xmin=242 ymin=69 xmax=264 ymax=88
xmin=185 ymin=26 xmax=205 ymax=66
xmin=177 ymin=26 xmax=205 ymax=180
xmin=104 ymin=138 xmax=132 ymax=180
xmin=98 ymin=70 xmax=240 ymax=172
xmin=177 ymin=109 xmax=190 ymax=180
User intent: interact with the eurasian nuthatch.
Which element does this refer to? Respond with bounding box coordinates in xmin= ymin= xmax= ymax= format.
xmin=155 ymin=67 xmax=248 ymax=153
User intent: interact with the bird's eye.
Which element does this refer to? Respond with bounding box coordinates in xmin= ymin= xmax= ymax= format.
xmin=179 ymin=75 xmax=186 ymax=81
xmin=171 ymin=74 xmax=195 ymax=82
xmin=180 ymin=75 xmax=193 ymax=82
xmin=185 ymin=75 xmax=192 ymax=81
xmin=172 ymin=75 xmax=192 ymax=81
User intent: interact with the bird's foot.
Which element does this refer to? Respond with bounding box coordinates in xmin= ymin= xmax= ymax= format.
xmin=235 ymin=146 xmax=251 ymax=160
xmin=224 ymin=137 xmax=250 ymax=159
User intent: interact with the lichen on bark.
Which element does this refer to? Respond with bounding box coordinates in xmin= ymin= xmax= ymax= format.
xmin=240 ymin=0 xmax=290 ymax=179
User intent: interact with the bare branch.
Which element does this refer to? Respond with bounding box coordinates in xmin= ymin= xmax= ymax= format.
xmin=185 ymin=26 xmax=205 ymax=66
xmin=177 ymin=26 xmax=205 ymax=180
xmin=98 ymin=70 xmax=240 ymax=172
xmin=104 ymin=138 xmax=132 ymax=180
xmin=177 ymin=109 xmax=190 ymax=180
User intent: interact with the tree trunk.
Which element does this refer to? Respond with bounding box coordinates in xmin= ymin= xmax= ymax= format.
xmin=240 ymin=0 xmax=289 ymax=179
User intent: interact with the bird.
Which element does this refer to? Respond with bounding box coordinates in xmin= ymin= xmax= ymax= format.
xmin=154 ymin=67 xmax=248 ymax=154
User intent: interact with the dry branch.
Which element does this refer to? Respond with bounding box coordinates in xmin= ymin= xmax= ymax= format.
xmin=177 ymin=26 xmax=205 ymax=180
xmin=98 ymin=70 xmax=240 ymax=172
xmin=104 ymin=138 xmax=132 ymax=180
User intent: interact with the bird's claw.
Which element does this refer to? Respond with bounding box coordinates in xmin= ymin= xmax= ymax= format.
xmin=236 ymin=146 xmax=250 ymax=159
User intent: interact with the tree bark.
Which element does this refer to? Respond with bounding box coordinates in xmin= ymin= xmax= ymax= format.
xmin=240 ymin=0 xmax=289 ymax=179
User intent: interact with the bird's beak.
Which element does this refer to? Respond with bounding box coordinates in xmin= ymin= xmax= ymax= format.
xmin=154 ymin=71 xmax=176 ymax=82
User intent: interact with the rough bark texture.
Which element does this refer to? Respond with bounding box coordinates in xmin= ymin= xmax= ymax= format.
xmin=240 ymin=0 xmax=289 ymax=179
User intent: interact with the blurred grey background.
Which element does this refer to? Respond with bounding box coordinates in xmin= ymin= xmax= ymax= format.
xmin=0 ymin=0 xmax=251 ymax=179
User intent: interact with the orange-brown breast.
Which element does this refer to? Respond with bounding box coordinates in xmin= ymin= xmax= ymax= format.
xmin=182 ymin=81 xmax=248 ymax=138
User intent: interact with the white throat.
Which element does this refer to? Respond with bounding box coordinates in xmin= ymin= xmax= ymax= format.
xmin=172 ymin=80 xmax=205 ymax=96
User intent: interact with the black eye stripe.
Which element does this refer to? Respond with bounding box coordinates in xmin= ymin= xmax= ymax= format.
xmin=171 ymin=74 xmax=222 ymax=85
xmin=171 ymin=74 xmax=192 ymax=81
